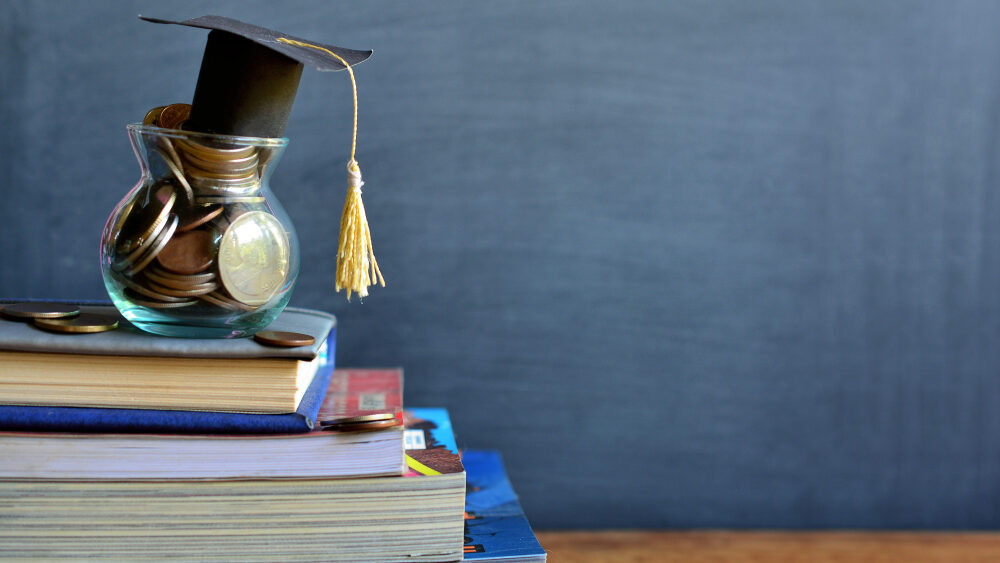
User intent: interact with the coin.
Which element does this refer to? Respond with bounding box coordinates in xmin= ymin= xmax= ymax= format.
xmin=198 ymin=291 xmax=257 ymax=312
xmin=115 ymin=271 xmax=193 ymax=303
xmin=196 ymin=196 xmax=266 ymax=205
xmin=123 ymin=214 xmax=179 ymax=276
xmin=156 ymin=148 xmax=194 ymax=203
xmin=320 ymin=418 xmax=402 ymax=432
xmin=34 ymin=313 xmax=119 ymax=334
xmin=177 ymin=205 xmax=224 ymax=232
xmin=253 ymin=330 xmax=316 ymax=348
xmin=143 ymin=106 xmax=166 ymax=125
xmin=218 ymin=212 xmax=290 ymax=306
xmin=114 ymin=184 xmax=176 ymax=257
xmin=145 ymin=265 xmax=216 ymax=287
xmin=175 ymin=137 xmax=256 ymax=160
xmin=157 ymin=103 xmax=191 ymax=129
xmin=0 ymin=303 xmax=80 ymax=321
xmin=145 ymin=279 xmax=217 ymax=298
xmin=155 ymin=229 xmax=215 ymax=275
xmin=321 ymin=413 xmax=398 ymax=425
xmin=123 ymin=288 xmax=197 ymax=309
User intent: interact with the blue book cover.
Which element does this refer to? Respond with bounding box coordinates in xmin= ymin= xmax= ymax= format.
xmin=0 ymin=328 xmax=335 ymax=434
xmin=463 ymin=450 xmax=547 ymax=562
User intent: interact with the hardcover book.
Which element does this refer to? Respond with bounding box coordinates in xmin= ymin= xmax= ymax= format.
xmin=0 ymin=302 xmax=336 ymax=422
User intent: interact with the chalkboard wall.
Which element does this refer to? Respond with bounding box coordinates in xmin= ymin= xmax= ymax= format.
xmin=3 ymin=0 xmax=1000 ymax=529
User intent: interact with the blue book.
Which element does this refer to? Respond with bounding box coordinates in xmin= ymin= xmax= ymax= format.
xmin=464 ymin=450 xmax=547 ymax=562
xmin=0 ymin=302 xmax=336 ymax=434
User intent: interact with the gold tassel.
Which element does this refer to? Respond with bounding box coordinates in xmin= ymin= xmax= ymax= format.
xmin=337 ymin=160 xmax=383 ymax=299
xmin=277 ymin=37 xmax=385 ymax=300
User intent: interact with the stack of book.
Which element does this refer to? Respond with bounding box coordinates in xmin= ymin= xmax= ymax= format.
xmin=0 ymin=301 xmax=544 ymax=562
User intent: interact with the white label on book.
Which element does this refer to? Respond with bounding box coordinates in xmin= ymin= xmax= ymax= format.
xmin=404 ymin=429 xmax=426 ymax=450
xmin=358 ymin=393 xmax=386 ymax=411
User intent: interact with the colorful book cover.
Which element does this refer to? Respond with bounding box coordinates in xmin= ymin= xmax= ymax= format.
xmin=463 ymin=450 xmax=547 ymax=562
xmin=403 ymin=407 xmax=465 ymax=477
xmin=0 ymin=331 xmax=338 ymax=434
xmin=320 ymin=368 xmax=403 ymax=421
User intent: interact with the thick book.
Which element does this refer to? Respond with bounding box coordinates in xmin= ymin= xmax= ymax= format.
xmin=464 ymin=450 xmax=547 ymax=562
xmin=0 ymin=407 xmax=465 ymax=562
xmin=0 ymin=302 xmax=336 ymax=415
xmin=0 ymin=368 xmax=405 ymax=478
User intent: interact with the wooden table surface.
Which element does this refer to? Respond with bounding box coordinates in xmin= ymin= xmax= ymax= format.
xmin=535 ymin=530 xmax=1000 ymax=562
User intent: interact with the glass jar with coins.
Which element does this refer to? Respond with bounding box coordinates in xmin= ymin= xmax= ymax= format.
xmin=100 ymin=108 xmax=299 ymax=338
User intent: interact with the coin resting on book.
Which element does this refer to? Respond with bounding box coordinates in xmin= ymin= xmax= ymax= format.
xmin=319 ymin=413 xmax=402 ymax=432
xmin=105 ymin=107 xmax=291 ymax=315
xmin=33 ymin=314 xmax=120 ymax=334
xmin=0 ymin=303 xmax=80 ymax=321
xmin=253 ymin=331 xmax=316 ymax=348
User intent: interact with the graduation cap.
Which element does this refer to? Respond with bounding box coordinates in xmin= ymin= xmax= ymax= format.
xmin=140 ymin=15 xmax=384 ymax=299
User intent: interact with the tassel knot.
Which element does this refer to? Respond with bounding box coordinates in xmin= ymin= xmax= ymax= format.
xmin=335 ymin=160 xmax=384 ymax=300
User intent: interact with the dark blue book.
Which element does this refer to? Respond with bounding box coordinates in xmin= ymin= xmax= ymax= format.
xmin=0 ymin=302 xmax=336 ymax=433
xmin=464 ymin=450 xmax=547 ymax=562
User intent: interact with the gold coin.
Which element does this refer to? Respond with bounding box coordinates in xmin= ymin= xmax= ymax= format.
xmin=157 ymin=103 xmax=191 ymax=129
xmin=217 ymin=212 xmax=290 ymax=306
xmin=34 ymin=313 xmax=119 ymax=334
xmin=0 ymin=302 xmax=80 ymax=321
xmin=143 ymin=106 xmax=166 ymax=125
xmin=320 ymin=413 xmax=398 ymax=425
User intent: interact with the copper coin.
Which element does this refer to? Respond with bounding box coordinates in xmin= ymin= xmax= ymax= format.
xmin=143 ymin=105 xmax=166 ymax=125
xmin=155 ymin=230 xmax=214 ymax=275
xmin=199 ymin=291 xmax=257 ymax=312
xmin=146 ymin=265 xmax=216 ymax=286
xmin=177 ymin=205 xmax=224 ymax=232
xmin=0 ymin=303 xmax=80 ymax=321
xmin=115 ymin=273 xmax=192 ymax=303
xmin=157 ymin=103 xmax=191 ymax=129
xmin=175 ymin=137 xmax=256 ymax=160
xmin=124 ymin=288 xmax=197 ymax=309
xmin=320 ymin=419 xmax=402 ymax=433
xmin=253 ymin=331 xmax=316 ymax=348
xmin=115 ymin=184 xmax=176 ymax=256
xmin=34 ymin=313 xmax=119 ymax=334
xmin=145 ymin=279 xmax=217 ymax=298
xmin=124 ymin=215 xmax=179 ymax=276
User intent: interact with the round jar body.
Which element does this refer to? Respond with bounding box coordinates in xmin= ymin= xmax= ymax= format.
xmin=100 ymin=124 xmax=299 ymax=338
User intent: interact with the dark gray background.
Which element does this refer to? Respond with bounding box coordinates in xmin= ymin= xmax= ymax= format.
xmin=3 ymin=0 xmax=1000 ymax=529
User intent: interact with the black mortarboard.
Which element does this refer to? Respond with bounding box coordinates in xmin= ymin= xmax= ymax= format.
xmin=139 ymin=15 xmax=372 ymax=138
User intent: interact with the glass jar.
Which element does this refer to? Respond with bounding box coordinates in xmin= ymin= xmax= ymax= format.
xmin=100 ymin=124 xmax=299 ymax=338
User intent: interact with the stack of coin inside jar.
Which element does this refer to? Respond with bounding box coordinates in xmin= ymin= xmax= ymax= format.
xmin=106 ymin=104 xmax=291 ymax=315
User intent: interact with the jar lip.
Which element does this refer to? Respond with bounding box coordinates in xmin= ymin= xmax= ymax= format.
xmin=127 ymin=123 xmax=289 ymax=147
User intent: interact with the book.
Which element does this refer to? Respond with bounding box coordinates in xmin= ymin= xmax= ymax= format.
xmin=463 ymin=450 xmax=547 ymax=562
xmin=0 ymin=303 xmax=336 ymax=414
xmin=0 ymin=369 xmax=405 ymax=479
xmin=0 ymin=407 xmax=465 ymax=562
